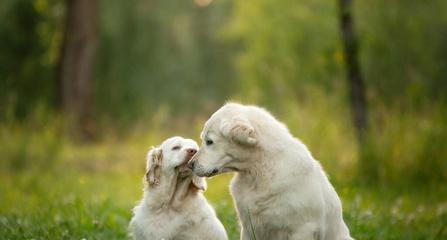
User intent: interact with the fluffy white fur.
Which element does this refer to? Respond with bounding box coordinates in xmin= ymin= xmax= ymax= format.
xmin=129 ymin=136 xmax=227 ymax=240
xmin=189 ymin=103 xmax=352 ymax=240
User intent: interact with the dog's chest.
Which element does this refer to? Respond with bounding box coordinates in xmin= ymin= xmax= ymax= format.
xmin=144 ymin=212 xmax=186 ymax=235
xmin=232 ymin=178 xmax=285 ymax=217
xmin=231 ymin=178 xmax=310 ymax=234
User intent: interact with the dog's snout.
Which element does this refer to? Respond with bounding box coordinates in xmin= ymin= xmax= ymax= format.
xmin=187 ymin=160 xmax=195 ymax=170
xmin=186 ymin=148 xmax=197 ymax=156
xmin=186 ymin=148 xmax=197 ymax=170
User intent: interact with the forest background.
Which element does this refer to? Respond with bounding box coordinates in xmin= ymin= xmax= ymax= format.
xmin=1 ymin=0 xmax=446 ymax=239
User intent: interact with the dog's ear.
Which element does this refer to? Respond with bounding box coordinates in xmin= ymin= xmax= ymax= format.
xmin=220 ymin=117 xmax=257 ymax=146
xmin=145 ymin=146 xmax=163 ymax=186
xmin=191 ymin=175 xmax=207 ymax=191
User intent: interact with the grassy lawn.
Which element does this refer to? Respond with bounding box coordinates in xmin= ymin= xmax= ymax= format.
xmin=1 ymin=167 xmax=446 ymax=239
xmin=1 ymin=117 xmax=446 ymax=239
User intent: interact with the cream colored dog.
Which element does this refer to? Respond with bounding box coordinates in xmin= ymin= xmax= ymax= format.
xmin=188 ymin=103 xmax=352 ymax=240
xmin=129 ymin=136 xmax=228 ymax=240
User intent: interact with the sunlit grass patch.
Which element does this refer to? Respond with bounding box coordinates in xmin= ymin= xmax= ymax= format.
xmin=2 ymin=169 xmax=447 ymax=239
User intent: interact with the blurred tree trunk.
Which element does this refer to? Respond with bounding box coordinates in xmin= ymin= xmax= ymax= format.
xmin=58 ymin=0 xmax=98 ymax=140
xmin=338 ymin=0 xmax=377 ymax=182
xmin=338 ymin=0 xmax=368 ymax=142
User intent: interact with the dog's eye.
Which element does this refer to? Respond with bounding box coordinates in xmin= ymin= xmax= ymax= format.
xmin=206 ymin=140 xmax=213 ymax=146
xmin=171 ymin=146 xmax=181 ymax=151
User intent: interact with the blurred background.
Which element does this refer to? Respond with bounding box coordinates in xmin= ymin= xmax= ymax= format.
xmin=1 ymin=0 xmax=446 ymax=239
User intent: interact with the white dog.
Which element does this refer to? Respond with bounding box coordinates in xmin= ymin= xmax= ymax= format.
xmin=188 ymin=103 xmax=352 ymax=240
xmin=129 ymin=136 xmax=228 ymax=240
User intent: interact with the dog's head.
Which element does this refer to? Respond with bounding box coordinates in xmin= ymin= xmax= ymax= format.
xmin=146 ymin=136 xmax=206 ymax=190
xmin=188 ymin=103 xmax=259 ymax=177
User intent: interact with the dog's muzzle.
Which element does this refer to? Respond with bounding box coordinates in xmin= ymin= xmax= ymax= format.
xmin=186 ymin=160 xmax=195 ymax=170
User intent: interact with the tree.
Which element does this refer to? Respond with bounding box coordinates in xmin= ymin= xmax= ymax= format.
xmin=337 ymin=0 xmax=368 ymax=142
xmin=338 ymin=0 xmax=377 ymax=182
xmin=58 ymin=0 xmax=98 ymax=139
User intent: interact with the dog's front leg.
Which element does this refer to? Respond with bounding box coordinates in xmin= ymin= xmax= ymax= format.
xmin=290 ymin=222 xmax=321 ymax=240
xmin=240 ymin=227 xmax=253 ymax=240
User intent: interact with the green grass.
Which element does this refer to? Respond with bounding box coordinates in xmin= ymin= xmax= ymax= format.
xmin=1 ymin=167 xmax=446 ymax=239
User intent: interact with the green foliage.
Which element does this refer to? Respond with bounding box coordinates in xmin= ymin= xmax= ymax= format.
xmin=361 ymin=103 xmax=447 ymax=184
xmin=0 ymin=104 xmax=65 ymax=171
xmin=0 ymin=0 xmax=64 ymax=119
xmin=226 ymin=0 xmax=343 ymax=107
xmin=357 ymin=0 xmax=447 ymax=104
xmin=342 ymin=186 xmax=447 ymax=239
xmin=1 ymin=0 xmax=447 ymax=238
xmin=95 ymin=0 xmax=235 ymax=122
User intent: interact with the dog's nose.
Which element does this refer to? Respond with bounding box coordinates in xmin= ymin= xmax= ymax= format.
xmin=186 ymin=148 xmax=197 ymax=156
